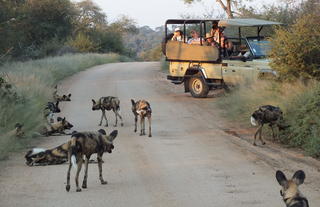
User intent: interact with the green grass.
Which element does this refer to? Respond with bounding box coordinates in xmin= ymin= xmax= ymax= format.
xmin=0 ymin=53 xmax=129 ymax=160
xmin=216 ymin=78 xmax=320 ymax=158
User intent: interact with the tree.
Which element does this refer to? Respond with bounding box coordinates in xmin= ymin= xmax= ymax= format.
xmin=269 ymin=13 xmax=320 ymax=81
xmin=183 ymin=0 xmax=247 ymax=18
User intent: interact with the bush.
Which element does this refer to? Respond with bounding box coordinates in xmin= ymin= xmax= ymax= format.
xmin=269 ymin=13 xmax=320 ymax=80
xmin=67 ymin=33 xmax=100 ymax=53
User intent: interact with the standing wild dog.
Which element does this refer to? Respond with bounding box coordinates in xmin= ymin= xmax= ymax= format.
xmin=91 ymin=96 xmax=123 ymax=127
xmin=276 ymin=170 xmax=309 ymax=207
xmin=66 ymin=129 xmax=118 ymax=192
xmin=53 ymin=85 xmax=72 ymax=102
xmin=40 ymin=117 xmax=73 ymax=136
xmin=44 ymin=101 xmax=61 ymax=123
xmin=131 ymin=99 xmax=152 ymax=137
xmin=250 ymin=105 xmax=287 ymax=146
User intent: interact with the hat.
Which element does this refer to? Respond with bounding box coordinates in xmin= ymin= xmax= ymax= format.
xmin=205 ymin=33 xmax=213 ymax=39
xmin=174 ymin=27 xmax=181 ymax=32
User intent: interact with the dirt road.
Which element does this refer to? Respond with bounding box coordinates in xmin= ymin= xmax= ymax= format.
xmin=0 ymin=62 xmax=319 ymax=207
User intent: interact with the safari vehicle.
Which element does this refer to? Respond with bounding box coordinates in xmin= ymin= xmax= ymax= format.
xmin=163 ymin=18 xmax=282 ymax=98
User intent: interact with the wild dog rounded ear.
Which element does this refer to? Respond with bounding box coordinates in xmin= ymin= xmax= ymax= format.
xmin=276 ymin=170 xmax=288 ymax=187
xmin=131 ymin=99 xmax=135 ymax=105
xmin=98 ymin=129 xmax=106 ymax=135
xmin=92 ymin=99 xmax=96 ymax=104
xmin=109 ymin=130 xmax=118 ymax=141
xmin=292 ymin=170 xmax=305 ymax=185
xmin=68 ymin=94 xmax=71 ymax=97
xmin=63 ymin=95 xmax=66 ymax=98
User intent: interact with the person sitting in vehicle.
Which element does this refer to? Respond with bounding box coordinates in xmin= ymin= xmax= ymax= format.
xmin=205 ymin=33 xmax=218 ymax=46
xmin=187 ymin=30 xmax=201 ymax=45
xmin=171 ymin=28 xmax=184 ymax=42
xmin=237 ymin=45 xmax=251 ymax=58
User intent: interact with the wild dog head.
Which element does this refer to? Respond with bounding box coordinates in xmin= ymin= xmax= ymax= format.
xmin=60 ymin=94 xmax=72 ymax=101
xmin=131 ymin=99 xmax=152 ymax=116
xmin=98 ymin=129 xmax=117 ymax=153
xmin=14 ymin=123 xmax=25 ymax=137
xmin=276 ymin=170 xmax=309 ymax=207
xmin=92 ymin=99 xmax=101 ymax=111
xmin=57 ymin=117 xmax=74 ymax=130
xmin=46 ymin=101 xmax=61 ymax=113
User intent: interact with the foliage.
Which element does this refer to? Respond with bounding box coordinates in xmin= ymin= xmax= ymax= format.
xmin=0 ymin=0 xmax=137 ymax=60
xmin=215 ymin=77 xmax=320 ymax=157
xmin=269 ymin=13 xmax=320 ymax=81
xmin=68 ymin=33 xmax=99 ymax=53
xmin=0 ymin=53 xmax=129 ymax=160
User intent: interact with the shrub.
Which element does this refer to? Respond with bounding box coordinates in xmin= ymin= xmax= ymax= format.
xmin=269 ymin=13 xmax=320 ymax=80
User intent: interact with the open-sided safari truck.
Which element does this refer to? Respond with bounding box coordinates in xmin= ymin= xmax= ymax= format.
xmin=163 ymin=18 xmax=282 ymax=98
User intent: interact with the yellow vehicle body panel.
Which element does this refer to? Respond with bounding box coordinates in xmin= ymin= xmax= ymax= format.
xmin=169 ymin=62 xmax=223 ymax=79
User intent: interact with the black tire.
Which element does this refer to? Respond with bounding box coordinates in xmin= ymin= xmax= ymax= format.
xmin=189 ymin=75 xmax=209 ymax=98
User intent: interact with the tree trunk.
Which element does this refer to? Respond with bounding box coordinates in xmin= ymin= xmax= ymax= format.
xmin=216 ymin=0 xmax=234 ymax=18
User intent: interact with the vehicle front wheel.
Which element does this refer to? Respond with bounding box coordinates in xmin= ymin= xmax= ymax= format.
xmin=189 ymin=76 xmax=209 ymax=98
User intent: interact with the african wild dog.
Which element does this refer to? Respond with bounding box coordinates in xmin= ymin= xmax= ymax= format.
xmin=6 ymin=123 xmax=25 ymax=138
xmin=25 ymin=131 xmax=79 ymax=166
xmin=91 ymin=96 xmax=123 ymax=127
xmin=40 ymin=117 xmax=73 ymax=136
xmin=250 ymin=105 xmax=288 ymax=146
xmin=53 ymin=92 xmax=71 ymax=102
xmin=131 ymin=99 xmax=152 ymax=137
xmin=44 ymin=101 xmax=61 ymax=123
xmin=53 ymin=85 xmax=71 ymax=102
xmin=276 ymin=170 xmax=309 ymax=207
xmin=66 ymin=129 xmax=118 ymax=192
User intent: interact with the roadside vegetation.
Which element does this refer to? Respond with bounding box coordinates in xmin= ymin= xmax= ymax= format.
xmin=0 ymin=53 xmax=128 ymax=160
xmin=216 ymin=0 xmax=320 ymax=158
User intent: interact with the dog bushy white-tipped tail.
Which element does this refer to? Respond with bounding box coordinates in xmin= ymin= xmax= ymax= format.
xmin=71 ymin=155 xmax=77 ymax=170
xmin=251 ymin=116 xmax=258 ymax=126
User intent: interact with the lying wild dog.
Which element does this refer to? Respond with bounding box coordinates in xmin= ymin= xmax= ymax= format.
xmin=44 ymin=101 xmax=61 ymax=123
xmin=250 ymin=105 xmax=288 ymax=146
xmin=131 ymin=99 xmax=152 ymax=137
xmin=25 ymin=146 xmax=68 ymax=166
xmin=276 ymin=170 xmax=309 ymax=207
xmin=66 ymin=129 xmax=118 ymax=192
xmin=53 ymin=92 xmax=71 ymax=102
xmin=40 ymin=117 xmax=73 ymax=136
xmin=6 ymin=123 xmax=25 ymax=138
xmin=91 ymin=96 xmax=123 ymax=127
xmin=25 ymin=131 xmax=79 ymax=166
xmin=53 ymin=85 xmax=71 ymax=102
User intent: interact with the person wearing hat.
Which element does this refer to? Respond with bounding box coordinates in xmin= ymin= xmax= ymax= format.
xmin=171 ymin=27 xmax=184 ymax=42
xmin=205 ymin=33 xmax=217 ymax=46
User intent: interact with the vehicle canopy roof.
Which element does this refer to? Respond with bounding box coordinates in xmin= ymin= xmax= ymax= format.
xmin=165 ymin=18 xmax=282 ymax=27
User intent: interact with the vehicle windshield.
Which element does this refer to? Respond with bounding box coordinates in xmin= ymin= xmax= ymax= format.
xmin=247 ymin=39 xmax=271 ymax=57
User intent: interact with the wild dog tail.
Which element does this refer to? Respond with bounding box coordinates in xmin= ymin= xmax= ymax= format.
xmin=250 ymin=116 xmax=258 ymax=126
xmin=70 ymin=138 xmax=78 ymax=170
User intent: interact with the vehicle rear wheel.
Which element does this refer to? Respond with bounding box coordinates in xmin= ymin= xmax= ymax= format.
xmin=189 ymin=76 xmax=209 ymax=98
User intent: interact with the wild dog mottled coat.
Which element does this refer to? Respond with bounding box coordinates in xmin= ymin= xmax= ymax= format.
xmin=250 ymin=105 xmax=287 ymax=146
xmin=91 ymin=96 xmax=123 ymax=127
xmin=44 ymin=101 xmax=61 ymax=123
xmin=40 ymin=117 xmax=73 ymax=136
xmin=66 ymin=129 xmax=118 ymax=192
xmin=276 ymin=170 xmax=309 ymax=207
xmin=131 ymin=99 xmax=152 ymax=137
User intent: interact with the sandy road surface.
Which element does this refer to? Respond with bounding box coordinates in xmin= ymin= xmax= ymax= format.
xmin=0 ymin=62 xmax=319 ymax=207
